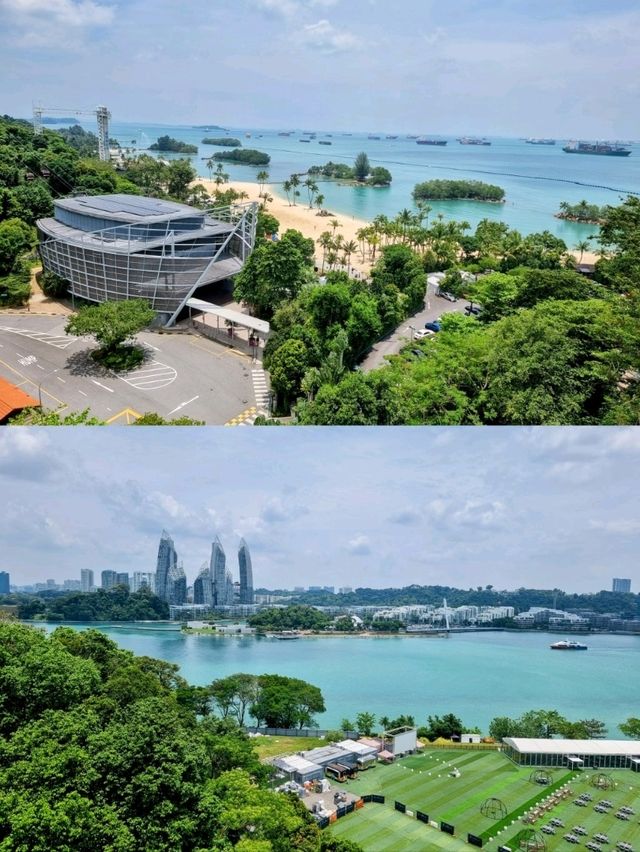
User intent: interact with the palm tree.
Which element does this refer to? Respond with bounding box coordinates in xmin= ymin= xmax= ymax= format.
xmin=330 ymin=218 xmax=341 ymax=235
xmin=317 ymin=231 xmax=333 ymax=272
xmin=304 ymin=178 xmax=318 ymax=208
xmin=343 ymin=240 xmax=358 ymax=270
xmin=315 ymin=193 xmax=325 ymax=212
xmin=256 ymin=170 xmax=269 ymax=195
xmin=289 ymin=173 xmax=300 ymax=205
xmin=282 ymin=180 xmax=292 ymax=206
xmin=574 ymin=239 xmax=590 ymax=264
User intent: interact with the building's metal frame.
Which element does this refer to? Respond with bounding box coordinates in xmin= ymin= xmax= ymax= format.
xmin=38 ymin=201 xmax=258 ymax=327
xmin=32 ymin=104 xmax=112 ymax=162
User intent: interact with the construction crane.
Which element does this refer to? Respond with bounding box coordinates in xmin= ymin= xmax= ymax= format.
xmin=32 ymin=104 xmax=111 ymax=162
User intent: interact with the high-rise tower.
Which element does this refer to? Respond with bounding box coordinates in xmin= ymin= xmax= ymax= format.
xmin=238 ymin=538 xmax=254 ymax=604
xmin=210 ymin=536 xmax=227 ymax=607
xmin=155 ymin=530 xmax=178 ymax=602
xmin=193 ymin=562 xmax=213 ymax=606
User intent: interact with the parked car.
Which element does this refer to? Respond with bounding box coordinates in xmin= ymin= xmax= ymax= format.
xmin=424 ymin=321 xmax=441 ymax=332
xmin=410 ymin=348 xmax=426 ymax=359
xmin=465 ymin=305 xmax=482 ymax=316
xmin=414 ymin=328 xmax=435 ymax=340
xmin=438 ymin=291 xmax=457 ymax=302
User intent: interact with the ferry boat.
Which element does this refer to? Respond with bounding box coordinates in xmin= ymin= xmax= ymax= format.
xmin=417 ymin=138 xmax=447 ymax=146
xmin=550 ymin=639 xmax=588 ymax=650
xmin=526 ymin=138 xmax=556 ymax=145
xmin=458 ymin=137 xmax=491 ymax=146
xmin=265 ymin=631 xmax=302 ymax=640
xmin=563 ymin=141 xmax=631 ymax=157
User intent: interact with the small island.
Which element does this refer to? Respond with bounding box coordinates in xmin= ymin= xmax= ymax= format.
xmin=308 ymin=152 xmax=392 ymax=186
xmin=212 ymin=148 xmax=271 ymax=166
xmin=556 ymin=200 xmax=606 ymax=225
xmin=202 ymin=137 xmax=242 ymax=147
xmin=413 ymin=179 xmax=505 ymax=202
xmin=149 ymin=135 xmax=198 ymax=154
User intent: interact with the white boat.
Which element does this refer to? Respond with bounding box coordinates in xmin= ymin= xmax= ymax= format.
xmin=550 ymin=639 xmax=588 ymax=650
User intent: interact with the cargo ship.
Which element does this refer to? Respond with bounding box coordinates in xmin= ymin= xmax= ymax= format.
xmin=417 ymin=138 xmax=447 ymax=146
xmin=563 ymin=141 xmax=631 ymax=157
xmin=458 ymin=137 xmax=491 ymax=146
xmin=550 ymin=640 xmax=588 ymax=650
xmin=526 ymin=138 xmax=556 ymax=145
xmin=368 ymin=134 xmax=381 ymax=140
xmin=318 ymin=140 xmax=332 ymax=145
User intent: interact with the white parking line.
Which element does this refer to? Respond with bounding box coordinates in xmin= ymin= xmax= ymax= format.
xmin=57 ymin=376 xmax=66 ymax=383
xmin=92 ymin=380 xmax=114 ymax=393
xmin=119 ymin=359 xmax=177 ymax=391
xmin=78 ymin=390 xmax=88 ymax=397
xmin=168 ymin=396 xmax=199 ymax=415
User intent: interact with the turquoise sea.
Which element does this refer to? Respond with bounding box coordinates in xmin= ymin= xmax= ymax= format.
xmin=63 ymin=118 xmax=640 ymax=241
xmin=40 ymin=624 xmax=639 ymax=734
xmin=97 ymin=121 xmax=640 ymax=240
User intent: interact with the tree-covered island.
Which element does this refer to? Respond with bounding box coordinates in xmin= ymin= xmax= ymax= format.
xmin=148 ymin=135 xmax=198 ymax=154
xmin=413 ymin=179 xmax=505 ymax=202
xmin=202 ymin=137 xmax=243 ymax=147
xmin=212 ymin=148 xmax=271 ymax=166
xmin=309 ymin=152 xmax=392 ymax=186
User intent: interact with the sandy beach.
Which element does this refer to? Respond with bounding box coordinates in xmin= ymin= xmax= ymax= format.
xmin=197 ymin=179 xmax=601 ymax=272
xmin=198 ymin=179 xmax=373 ymax=273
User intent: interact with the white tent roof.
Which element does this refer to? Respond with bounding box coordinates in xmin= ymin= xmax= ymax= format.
xmin=336 ymin=739 xmax=378 ymax=755
xmin=504 ymin=738 xmax=640 ymax=756
xmin=186 ymin=298 xmax=270 ymax=335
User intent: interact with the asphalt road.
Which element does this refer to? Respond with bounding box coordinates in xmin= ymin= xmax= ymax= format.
xmin=360 ymin=287 xmax=471 ymax=373
xmin=0 ymin=316 xmax=263 ymax=425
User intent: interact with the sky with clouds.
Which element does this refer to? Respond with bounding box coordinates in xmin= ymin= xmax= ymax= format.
xmin=0 ymin=0 xmax=639 ymax=137
xmin=1 ymin=427 xmax=638 ymax=592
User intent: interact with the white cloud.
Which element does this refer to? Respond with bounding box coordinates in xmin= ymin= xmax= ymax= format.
xmin=388 ymin=508 xmax=421 ymax=525
xmin=0 ymin=429 xmax=57 ymax=480
xmin=298 ymin=19 xmax=362 ymax=52
xmin=347 ymin=534 xmax=371 ymax=556
xmin=251 ymin=0 xmax=300 ymax=16
xmin=590 ymin=519 xmax=640 ymax=535
xmin=0 ymin=0 xmax=114 ymax=47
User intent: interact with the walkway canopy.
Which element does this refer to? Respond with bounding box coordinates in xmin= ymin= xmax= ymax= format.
xmin=186 ymin=298 xmax=270 ymax=336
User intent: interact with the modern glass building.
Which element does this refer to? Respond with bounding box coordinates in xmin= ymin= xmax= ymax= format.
xmin=238 ymin=538 xmax=254 ymax=604
xmin=101 ymin=569 xmax=117 ymax=589
xmin=37 ymin=194 xmax=258 ymax=326
xmin=210 ymin=537 xmax=229 ymax=607
xmin=193 ymin=562 xmax=213 ymax=606
xmin=0 ymin=571 xmax=9 ymax=595
xmin=155 ymin=530 xmax=178 ymax=602
xmin=503 ymin=737 xmax=640 ymax=769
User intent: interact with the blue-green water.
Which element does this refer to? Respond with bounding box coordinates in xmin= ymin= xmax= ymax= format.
xmin=66 ymin=118 xmax=640 ymax=239
xmin=40 ymin=625 xmax=639 ymax=734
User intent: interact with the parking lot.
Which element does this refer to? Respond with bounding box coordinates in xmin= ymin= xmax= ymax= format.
xmin=0 ymin=315 xmax=266 ymax=425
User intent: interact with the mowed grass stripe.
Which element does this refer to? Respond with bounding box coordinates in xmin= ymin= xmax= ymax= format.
xmin=331 ymin=808 xmax=469 ymax=852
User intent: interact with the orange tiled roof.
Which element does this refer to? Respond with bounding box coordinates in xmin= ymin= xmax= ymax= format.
xmin=0 ymin=377 xmax=40 ymax=422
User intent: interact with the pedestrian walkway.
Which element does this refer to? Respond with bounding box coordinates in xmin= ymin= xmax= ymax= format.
xmin=225 ymin=406 xmax=258 ymax=426
xmin=252 ymin=366 xmax=270 ymax=413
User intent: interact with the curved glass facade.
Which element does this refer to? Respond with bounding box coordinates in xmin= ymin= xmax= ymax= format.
xmin=37 ymin=194 xmax=258 ymax=326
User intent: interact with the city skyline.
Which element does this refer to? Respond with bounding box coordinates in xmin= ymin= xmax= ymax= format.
xmin=1 ymin=427 xmax=639 ymax=592
xmin=0 ymin=0 xmax=639 ymax=138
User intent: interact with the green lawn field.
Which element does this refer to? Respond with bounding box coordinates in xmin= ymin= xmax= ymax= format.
xmin=328 ymin=750 xmax=640 ymax=852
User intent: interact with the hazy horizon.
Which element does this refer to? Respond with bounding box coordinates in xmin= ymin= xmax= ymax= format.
xmin=1 ymin=427 xmax=638 ymax=593
xmin=1 ymin=0 xmax=639 ymax=139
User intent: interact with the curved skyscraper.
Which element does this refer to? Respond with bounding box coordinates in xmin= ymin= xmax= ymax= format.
xmin=155 ymin=530 xmax=177 ymax=603
xmin=210 ymin=536 xmax=229 ymax=607
xmin=155 ymin=530 xmax=186 ymax=604
xmin=193 ymin=561 xmax=213 ymax=606
xmin=238 ymin=539 xmax=254 ymax=604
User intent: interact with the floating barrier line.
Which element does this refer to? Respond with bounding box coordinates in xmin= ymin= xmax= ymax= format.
xmin=263 ymin=147 xmax=640 ymax=197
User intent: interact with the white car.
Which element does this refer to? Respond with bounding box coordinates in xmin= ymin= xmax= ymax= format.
xmin=414 ymin=329 xmax=435 ymax=340
xmin=438 ymin=291 xmax=458 ymax=302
